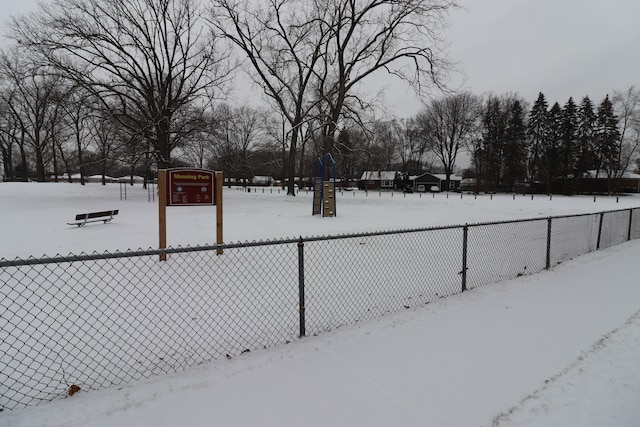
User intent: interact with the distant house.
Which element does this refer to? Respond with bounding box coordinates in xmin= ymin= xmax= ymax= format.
xmin=410 ymin=172 xmax=463 ymax=192
xmin=251 ymin=175 xmax=275 ymax=186
xmin=87 ymin=175 xmax=118 ymax=183
xmin=459 ymin=178 xmax=477 ymax=192
xmin=359 ymin=171 xmax=399 ymax=190
xmin=580 ymin=170 xmax=640 ymax=193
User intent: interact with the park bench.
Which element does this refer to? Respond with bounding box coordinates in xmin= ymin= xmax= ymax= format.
xmin=67 ymin=210 xmax=119 ymax=227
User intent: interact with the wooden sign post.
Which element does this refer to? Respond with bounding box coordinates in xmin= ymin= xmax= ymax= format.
xmin=158 ymin=168 xmax=223 ymax=261
xmin=215 ymin=171 xmax=223 ymax=255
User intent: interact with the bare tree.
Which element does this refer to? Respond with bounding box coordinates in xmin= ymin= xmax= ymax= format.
xmin=368 ymin=120 xmax=400 ymax=170
xmin=211 ymin=0 xmax=455 ymax=194
xmin=611 ymin=86 xmax=640 ymax=192
xmin=47 ymin=84 xmax=75 ymax=182
xmin=315 ymin=0 xmax=457 ymax=154
xmin=0 ymin=94 xmax=23 ymax=181
xmin=88 ymin=109 xmax=130 ymax=185
xmin=0 ymin=50 xmax=64 ymax=182
xmin=206 ymin=104 xmax=265 ymax=184
xmin=416 ymin=91 xmax=480 ymax=189
xmin=178 ymin=107 xmax=216 ymax=169
xmin=210 ymin=0 xmax=331 ymax=195
xmin=56 ymin=86 xmax=100 ymax=185
xmin=10 ymin=0 xmax=231 ymax=170
xmin=391 ymin=118 xmax=427 ymax=175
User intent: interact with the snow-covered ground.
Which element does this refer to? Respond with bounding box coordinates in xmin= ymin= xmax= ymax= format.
xmin=1 ymin=181 xmax=638 ymax=259
xmin=1 ymin=182 xmax=640 ymax=426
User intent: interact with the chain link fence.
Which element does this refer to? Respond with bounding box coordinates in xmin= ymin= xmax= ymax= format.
xmin=2 ymin=207 xmax=639 ymax=410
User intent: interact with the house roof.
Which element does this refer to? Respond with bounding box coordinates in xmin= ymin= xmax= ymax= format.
xmin=432 ymin=174 xmax=463 ymax=182
xmin=413 ymin=172 xmax=462 ymax=182
xmin=360 ymin=171 xmax=398 ymax=181
xmin=585 ymin=170 xmax=640 ymax=179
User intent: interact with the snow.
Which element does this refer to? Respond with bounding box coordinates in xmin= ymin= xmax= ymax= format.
xmin=1 ymin=182 xmax=638 ymax=260
xmin=1 ymin=182 xmax=640 ymax=426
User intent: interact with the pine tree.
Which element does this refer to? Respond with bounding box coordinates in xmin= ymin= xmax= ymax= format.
xmin=559 ymin=97 xmax=578 ymax=191
xmin=595 ymin=95 xmax=621 ymax=185
xmin=527 ymin=92 xmax=549 ymax=182
xmin=541 ymin=102 xmax=563 ymax=192
xmin=503 ymin=100 xmax=528 ymax=190
xmin=481 ymin=96 xmax=506 ymax=190
xmin=576 ymin=96 xmax=597 ymax=177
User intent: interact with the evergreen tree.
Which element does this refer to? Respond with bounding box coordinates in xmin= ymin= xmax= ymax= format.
xmin=576 ymin=96 xmax=597 ymax=177
xmin=481 ymin=96 xmax=506 ymax=190
xmin=559 ymin=97 xmax=578 ymax=190
xmin=541 ymin=102 xmax=563 ymax=192
xmin=527 ymin=92 xmax=549 ymax=182
xmin=595 ymin=95 xmax=621 ymax=183
xmin=503 ymin=99 xmax=528 ymax=189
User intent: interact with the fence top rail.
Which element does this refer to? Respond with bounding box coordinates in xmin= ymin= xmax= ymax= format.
xmin=1 ymin=206 xmax=639 ymax=268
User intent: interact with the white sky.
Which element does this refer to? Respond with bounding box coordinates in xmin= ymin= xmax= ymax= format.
xmin=441 ymin=0 xmax=640 ymax=108
xmin=1 ymin=0 xmax=639 ymax=117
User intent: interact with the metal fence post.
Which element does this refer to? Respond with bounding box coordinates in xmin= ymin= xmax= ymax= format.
xmin=596 ymin=212 xmax=604 ymax=250
xmin=628 ymin=209 xmax=633 ymax=241
xmin=297 ymin=237 xmax=306 ymax=338
xmin=461 ymin=224 xmax=468 ymax=292
xmin=546 ymin=217 xmax=552 ymax=269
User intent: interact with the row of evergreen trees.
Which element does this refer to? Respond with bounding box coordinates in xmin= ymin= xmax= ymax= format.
xmin=473 ymin=92 xmax=622 ymax=193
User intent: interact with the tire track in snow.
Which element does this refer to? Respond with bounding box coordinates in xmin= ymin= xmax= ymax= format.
xmin=490 ymin=308 xmax=640 ymax=426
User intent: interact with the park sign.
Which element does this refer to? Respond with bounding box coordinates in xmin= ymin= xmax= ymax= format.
xmin=158 ymin=168 xmax=223 ymax=260
xmin=166 ymin=169 xmax=215 ymax=206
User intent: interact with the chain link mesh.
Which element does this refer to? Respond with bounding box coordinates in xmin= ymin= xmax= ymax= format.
xmin=466 ymin=219 xmax=548 ymax=289
xmin=632 ymin=208 xmax=640 ymax=240
xmin=1 ymin=207 xmax=639 ymax=410
xmin=549 ymin=214 xmax=599 ymax=265
xmin=304 ymin=227 xmax=463 ymax=335
xmin=1 ymin=243 xmax=299 ymax=410
xmin=599 ymin=209 xmax=634 ymax=249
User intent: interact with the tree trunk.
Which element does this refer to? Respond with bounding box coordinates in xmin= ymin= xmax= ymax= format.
xmin=1 ymin=146 xmax=13 ymax=181
xmin=101 ymin=159 xmax=107 ymax=185
xmin=281 ymin=119 xmax=287 ymax=185
xmin=19 ymin=139 xmax=28 ymax=182
xmin=35 ymin=145 xmax=46 ymax=182
xmin=156 ymin=109 xmax=172 ymax=170
xmin=51 ymin=137 xmax=59 ymax=182
xmin=286 ymin=120 xmax=300 ymax=196
xmin=77 ymin=133 xmax=85 ymax=185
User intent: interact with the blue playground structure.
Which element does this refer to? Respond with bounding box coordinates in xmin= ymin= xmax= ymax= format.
xmin=312 ymin=153 xmax=337 ymax=217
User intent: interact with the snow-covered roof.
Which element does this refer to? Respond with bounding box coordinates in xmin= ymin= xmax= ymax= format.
xmin=88 ymin=174 xmax=115 ymax=180
xmin=360 ymin=171 xmax=397 ymax=181
xmin=584 ymin=170 xmax=640 ymax=179
xmin=432 ymin=174 xmax=463 ymax=182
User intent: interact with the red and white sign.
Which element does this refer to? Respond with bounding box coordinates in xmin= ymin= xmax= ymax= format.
xmin=158 ymin=168 xmax=223 ymax=260
xmin=166 ymin=169 xmax=215 ymax=206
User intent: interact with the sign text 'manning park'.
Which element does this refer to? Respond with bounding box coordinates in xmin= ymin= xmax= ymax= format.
xmin=166 ymin=169 xmax=215 ymax=206
xmin=172 ymin=173 xmax=211 ymax=182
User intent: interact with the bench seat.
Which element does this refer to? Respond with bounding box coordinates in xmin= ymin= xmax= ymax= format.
xmin=68 ymin=210 xmax=119 ymax=227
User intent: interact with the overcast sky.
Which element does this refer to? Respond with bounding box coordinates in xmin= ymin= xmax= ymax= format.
xmin=441 ymin=0 xmax=639 ymax=108
xmin=1 ymin=0 xmax=638 ymax=117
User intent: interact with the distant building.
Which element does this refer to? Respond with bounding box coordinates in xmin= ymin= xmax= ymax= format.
xmin=251 ymin=175 xmax=275 ymax=186
xmin=359 ymin=171 xmax=399 ymax=190
xmin=410 ymin=173 xmax=463 ymax=192
xmin=579 ymin=170 xmax=640 ymax=193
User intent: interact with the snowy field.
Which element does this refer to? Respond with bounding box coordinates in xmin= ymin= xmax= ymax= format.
xmin=1 ymin=182 xmax=640 ymax=426
xmin=1 ymin=181 xmax=639 ymax=259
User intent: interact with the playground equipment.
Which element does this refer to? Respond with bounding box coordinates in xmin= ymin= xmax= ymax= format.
xmin=312 ymin=153 xmax=337 ymax=217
